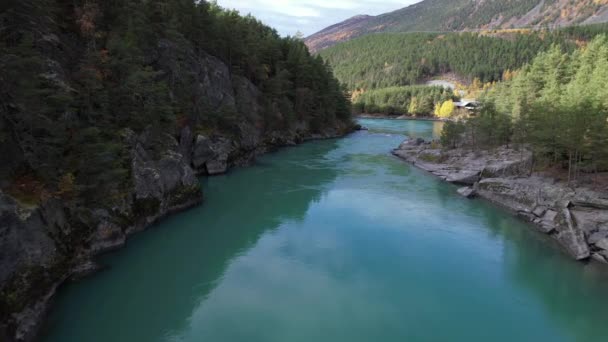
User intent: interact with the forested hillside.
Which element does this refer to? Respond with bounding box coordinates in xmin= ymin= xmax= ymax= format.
xmin=306 ymin=0 xmax=608 ymax=52
xmin=0 ymin=1 xmax=351 ymax=340
xmin=442 ymin=35 xmax=608 ymax=177
xmin=321 ymin=25 xmax=608 ymax=116
xmin=1 ymin=0 xmax=350 ymax=203
xmin=322 ymin=26 xmax=608 ymax=89
xmin=352 ymin=86 xmax=454 ymax=117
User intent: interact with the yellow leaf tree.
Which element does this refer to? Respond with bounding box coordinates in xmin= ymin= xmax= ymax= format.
xmin=436 ymin=100 xmax=455 ymax=118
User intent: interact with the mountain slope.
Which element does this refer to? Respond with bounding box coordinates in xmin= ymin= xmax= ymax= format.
xmin=306 ymin=0 xmax=608 ymax=52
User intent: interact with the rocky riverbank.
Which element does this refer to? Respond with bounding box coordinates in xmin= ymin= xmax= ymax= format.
xmin=357 ymin=114 xmax=444 ymax=121
xmin=0 ymin=122 xmax=352 ymax=342
xmin=392 ymin=138 xmax=608 ymax=264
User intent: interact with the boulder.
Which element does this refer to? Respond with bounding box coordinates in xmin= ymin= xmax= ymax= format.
xmin=538 ymin=209 xmax=558 ymax=233
xmin=555 ymin=208 xmax=590 ymax=260
xmin=457 ymin=187 xmax=477 ymax=198
xmin=533 ymin=206 xmax=547 ymax=217
xmin=206 ymin=160 xmax=228 ymax=175
xmin=446 ymin=170 xmax=480 ymax=185
xmin=592 ymin=253 xmax=608 ymax=264
xmin=131 ymin=129 xmax=200 ymax=213
xmin=192 ymin=135 xmax=215 ymax=170
xmin=205 ymin=138 xmax=234 ymax=175
xmin=412 ymin=137 xmax=426 ymax=146
xmin=596 ymin=238 xmax=608 ymax=251
xmin=588 ymin=231 xmax=608 ymax=245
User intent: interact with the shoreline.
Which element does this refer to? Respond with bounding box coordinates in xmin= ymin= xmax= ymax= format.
xmin=392 ymin=138 xmax=608 ymax=265
xmin=356 ymin=114 xmax=446 ymax=122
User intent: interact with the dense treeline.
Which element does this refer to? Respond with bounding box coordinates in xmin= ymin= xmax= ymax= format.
xmin=442 ymin=36 xmax=608 ymax=180
xmin=320 ymin=25 xmax=608 ymax=91
xmin=0 ymin=0 xmax=351 ymax=204
xmin=353 ymin=86 xmax=454 ymax=116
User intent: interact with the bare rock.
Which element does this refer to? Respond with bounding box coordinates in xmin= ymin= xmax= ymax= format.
xmin=533 ymin=206 xmax=547 ymax=217
xmin=131 ymin=129 xmax=201 ymax=214
xmin=89 ymin=220 xmax=126 ymax=254
xmin=596 ymin=238 xmax=608 ymax=251
xmin=192 ymin=135 xmax=215 ymax=170
xmin=446 ymin=170 xmax=480 ymax=185
xmin=592 ymin=253 xmax=608 ymax=264
xmin=206 ymin=160 xmax=228 ymax=175
xmin=555 ymin=208 xmax=590 ymax=260
xmin=178 ymin=126 xmax=194 ymax=165
xmin=0 ymin=192 xmax=59 ymax=287
xmin=570 ymin=207 xmax=608 ymax=235
xmin=457 ymin=187 xmax=476 ymax=198
xmin=588 ymin=231 xmax=608 ymax=245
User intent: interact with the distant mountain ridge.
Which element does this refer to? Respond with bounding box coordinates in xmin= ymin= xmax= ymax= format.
xmin=305 ymin=0 xmax=608 ymax=52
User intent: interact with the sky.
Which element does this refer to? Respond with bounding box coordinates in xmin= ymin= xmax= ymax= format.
xmin=215 ymin=0 xmax=421 ymax=37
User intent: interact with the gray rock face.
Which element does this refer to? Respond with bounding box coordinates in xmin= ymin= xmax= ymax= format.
xmin=198 ymin=53 xmax=236 ymax=111
xmin=0 ymin=193 xmax=59 ymax=287
xmin=192 ymin=135 xmax=215 ymax=170
xmin=208 ymin=138 xmax=234 ymax=174
xmin=393 ymin=138 xmax=608 ymax=264
xmin=206 ymin=160 xmax=228 ymax=175
xmin=233 ymin=75 xmax=261 ymax=120
xmin=179 ymin=127 xmax=194 ymax=166
xmin=131 ymin=129 xmax=200 ymax=213
xmin=191 ymin=135 xmax=234 ymax=175
xmin=89 ymin=219 xmax=126 ymax=254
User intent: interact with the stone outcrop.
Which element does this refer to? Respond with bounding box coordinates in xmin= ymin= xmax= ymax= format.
xmin=393 ymin=138 xmax=608 ymax=263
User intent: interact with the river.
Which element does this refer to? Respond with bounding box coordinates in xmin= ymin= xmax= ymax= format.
xmin=43 ymin=119 xmax=608 ymax=342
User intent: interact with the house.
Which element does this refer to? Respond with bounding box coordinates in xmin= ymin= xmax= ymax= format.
xmin=454 ymin=100 xmax=479 ymax=111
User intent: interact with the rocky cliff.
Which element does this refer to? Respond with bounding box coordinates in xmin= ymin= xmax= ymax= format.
xmin=0 ymin=18 xmax=353 ymax=342
xmin=393 ymin=138 xmax=608 ymax=264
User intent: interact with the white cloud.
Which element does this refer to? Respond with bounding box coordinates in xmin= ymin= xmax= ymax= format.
xmin=216 ymin=0 xmax=421 ymax=36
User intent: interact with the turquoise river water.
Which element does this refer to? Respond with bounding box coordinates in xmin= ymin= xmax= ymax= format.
xmin=44 ymin=119 xmax=608 ymax=342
